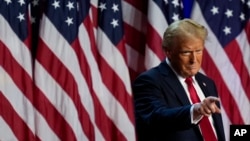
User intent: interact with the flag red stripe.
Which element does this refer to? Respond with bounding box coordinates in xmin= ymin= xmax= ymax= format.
xmin=224 ymin=40 xmax=250 ymax=100
xmin=128 ymin=68 xmax=140 ymax=82
xmin=124 ymin=23 xmax=146 ymax=54
xmin=123 ymin=0 xmax=147 ymax=14
xmin=202 ymin=49 xmax=244 ymax=124
xmin=146 ymin=24 xmax=166 ymax=61
xmin=245 ymin=21 xmax=250 ymax=43
xmin=35 ymin=39 xmax=94 ymax=140
xmin=0 ymin=92 xmax=39 ymax=141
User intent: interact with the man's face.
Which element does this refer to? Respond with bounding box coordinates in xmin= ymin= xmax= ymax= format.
xmin=167 ymin=37 xmax=204 ymax=78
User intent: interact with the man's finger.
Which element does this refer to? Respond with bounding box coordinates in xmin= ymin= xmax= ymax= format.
xmin=207 ymin=96 xmax=220 ymax=103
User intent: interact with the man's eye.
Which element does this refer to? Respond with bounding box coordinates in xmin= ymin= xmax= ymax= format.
xmin=196 ymin=50 xmax=203 ymax=54
xmin=181 ymin=51 xmax=191 ymax=55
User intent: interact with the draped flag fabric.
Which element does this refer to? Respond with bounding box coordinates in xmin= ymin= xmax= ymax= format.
xmin=0 ymin=0 xmax=38 ymax=140
xmin=192 ymin=1 xmax=250 ymax=140
xmin=0 ymin=0 xmax=249 ymax=141
xmin=33 ymin=0 xmax=135 ymax=140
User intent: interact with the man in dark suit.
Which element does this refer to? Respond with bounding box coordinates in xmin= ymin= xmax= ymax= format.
xmin=132 ymin=19 xmax=225 ymax=141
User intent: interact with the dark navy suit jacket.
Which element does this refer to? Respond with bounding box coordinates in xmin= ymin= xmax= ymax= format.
xmin=132 ymin=61 xmax=225 ymax=141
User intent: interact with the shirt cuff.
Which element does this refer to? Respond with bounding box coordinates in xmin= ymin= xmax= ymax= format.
xmin=190 ymin=105 xmax=203 ymax=124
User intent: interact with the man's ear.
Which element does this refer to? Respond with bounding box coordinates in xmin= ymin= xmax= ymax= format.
xmin=165 ymin=50 xmax=172 ymax=59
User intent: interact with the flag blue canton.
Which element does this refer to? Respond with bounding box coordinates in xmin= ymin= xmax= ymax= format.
xmin=98 ymin=0 xmax=123 ymax=45
xmin=197 ymin=0 xmax=250 ymax=47
xmin=45 ymin=0 xmax=81 ymax=43
xmin=78 ymin=0 xmax=90 ymax=22
xmin=0 ymin=0 xmax=29 ymax=41
xmin=154 ymin=0 xmax=184 ymax=24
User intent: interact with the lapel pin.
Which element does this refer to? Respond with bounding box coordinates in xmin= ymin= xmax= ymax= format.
xmin=203 ymin=82 xmax=206 ymax=86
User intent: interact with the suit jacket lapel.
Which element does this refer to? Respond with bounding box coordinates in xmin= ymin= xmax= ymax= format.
xmin=158 ymin=61 xmax=191 ymax=105
xmin=195 ymin=75 xmax=210 ymax=97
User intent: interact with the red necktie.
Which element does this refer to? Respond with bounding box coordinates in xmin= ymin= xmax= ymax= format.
xmin=185 ymin=77 xmax=217 ymax=141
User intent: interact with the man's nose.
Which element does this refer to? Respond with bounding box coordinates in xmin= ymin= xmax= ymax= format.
xmin=189 ymin=52 xmax=197 ymax=63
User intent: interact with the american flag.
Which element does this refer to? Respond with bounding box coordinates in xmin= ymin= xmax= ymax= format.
xmin=33 ymin=0 xmax=135 ymax=140
xmin=0 ymin=0 xmax=38 ymax=140
xmin=192 ymin=0 xmax=250 ymax=140
xmin=0 ymin=0 xmax=249 ymax=141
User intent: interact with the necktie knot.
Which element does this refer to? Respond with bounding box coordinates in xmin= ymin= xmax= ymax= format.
xmin=185 ymin=77 xmax=193 ymax=85
xmin=185 ymin=77 xmax=199 ymax=103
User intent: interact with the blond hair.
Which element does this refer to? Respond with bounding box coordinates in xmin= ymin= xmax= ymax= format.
xmin=162 ymin=19 xmax=208 ymax=52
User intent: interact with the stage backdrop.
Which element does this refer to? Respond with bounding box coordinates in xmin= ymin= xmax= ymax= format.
xmin=0 ymin=0 xmax=249 ymax=141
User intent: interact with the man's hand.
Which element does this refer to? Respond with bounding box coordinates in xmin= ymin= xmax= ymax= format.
xmin=193 ymin=96 xmax=221 ymax=119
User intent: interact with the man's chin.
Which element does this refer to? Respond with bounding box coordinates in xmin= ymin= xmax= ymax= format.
xmin=186 ymin=71 xmax=199 ymax=77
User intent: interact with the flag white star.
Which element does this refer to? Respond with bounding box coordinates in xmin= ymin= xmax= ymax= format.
xmin=32 ymin=0 xmax=39 ymax=6
xmin=66 ymin=1 xmax=74 ymax=11
xmin=164 ymin=0 xmax=168 ymax=4
xmin=111 ymin=19 xmax=119 ymax=28
xmin=65 ymin=17 xmax=73 ymax=26
xmin=18 ymin=0 xmax=25 ymax=6
xmin=247 ymin=1 xmax=250 ymax=8
xmin=52 ymin=0 xmax=60 ymax=9
xmin=211 ymin=6 xmax=219 ymax=15
xmin=172 ymin=13 xmax=180 ymax=21
xmin=225 ymin=9 xmax=233 ymax=18
xmin=31 ymin=16 xmax=36 ymax=24
xmin=76 ymin=2 xmax=79 ymax=11
xmin=99 ymin=3 xmax=106 ymax=12
xmin=223 ymin=26 xmax=231 ymax=35
xmin=112 ymin=3 xmax=119 ymax=13
xmin=4 ymin=0 xmax=12 ymax=5
xmin=240 ymin=13 xmax=245 ymax=21
xmin=17 ymin=13 xmax=25 ymax=22
xmin=172 ymin=0 xmax=180 ymax=7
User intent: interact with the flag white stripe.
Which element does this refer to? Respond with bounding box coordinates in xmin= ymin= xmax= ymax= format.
xmin=144 ymin=45 xmax=161 ymax=69
xmin=90 ymin=0 xmax=98 ymax=8
xmin=221 ymin=106 xmax=230 ymax=141
xmin=0 ymin=117 xmax=18 ymax=141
